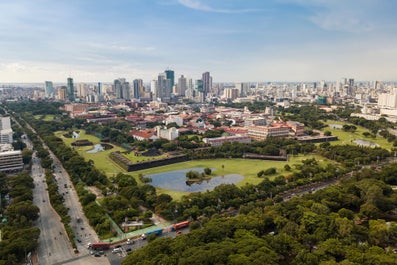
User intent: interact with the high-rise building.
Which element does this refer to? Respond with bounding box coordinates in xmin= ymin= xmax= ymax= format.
xmin=45 ymin=81 xmax=54 ymax=98
xmin=150 ymin=80 xmax=157 ymax=98
xmin=177 ymin=75 xmax=187 ymax=96
xmin=97 ymin=82 xmax=102 ymax=95
xmin=157 ymin=73 xmax=172 ymax=101
xmin=165 ymin=69 xmax=175 ymax=89
xmin=67 ymin=77 xmax=74 ymax=101
xmin=0 ymin=116 xmax=12 ymax=144
xmin=224 ymin=88 xmax=239 ymax=100
xmin=77 ymin=83 xmax=87 ymax=98
xmin=114 ymin=78 xmax=130 ymax=100
xmin=58 ymin=86 xmax=67 ymax=101
xmin=202 ymin=72 xmax=212 ymax=98
xmin=133 ymin=79 xmax=143 ymax=99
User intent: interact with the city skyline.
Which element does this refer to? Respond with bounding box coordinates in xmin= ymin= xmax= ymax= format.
xmin=0 ymin=0 xmax=396 ymax=83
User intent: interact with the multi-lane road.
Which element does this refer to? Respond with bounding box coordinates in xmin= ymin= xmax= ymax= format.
xmin=26 ymin=135 xmax=110 ymax=265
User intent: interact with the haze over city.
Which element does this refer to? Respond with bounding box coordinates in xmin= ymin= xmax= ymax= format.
xmin=0 ymin=0 xmax=396 ymax=83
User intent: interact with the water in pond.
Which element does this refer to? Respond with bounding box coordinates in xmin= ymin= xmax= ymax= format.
xmin=87 ymin=144 xmax=105 ymax=153
xmin=147 ymin=168 xmax=244 ymax=192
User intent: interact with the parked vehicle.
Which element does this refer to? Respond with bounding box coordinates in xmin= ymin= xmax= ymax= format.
xmin=90 ymin=242 xmax=111 ymax=250
xmin=173 ymin=221 xmax=190 ymax=231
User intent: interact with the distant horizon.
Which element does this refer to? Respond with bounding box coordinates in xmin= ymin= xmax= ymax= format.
xmin=1 ymin=1 xmax=396 ymax=83
xmin=1 ymin=79 xmax=396 ymax=87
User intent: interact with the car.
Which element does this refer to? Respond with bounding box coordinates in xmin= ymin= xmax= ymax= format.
xmin=112 ymin=247 xmax=122 ymax=254
xmin=115 ymin=245 xmax=122 ymax=248
xmin=98 ymin=250 xmax=104 ymax=255
xmin=94 ymin=253 xmax=101 ymax=257
xmin=126 ymin=239 xmax=134 ymax=245
xmin=126 ymin=248 xmax=132 ymax=253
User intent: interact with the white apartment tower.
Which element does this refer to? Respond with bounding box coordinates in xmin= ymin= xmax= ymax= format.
xmin=0 ymin=117 xmax=13 ymax=144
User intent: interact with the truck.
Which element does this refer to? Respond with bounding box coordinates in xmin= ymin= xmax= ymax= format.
xmin=90 ymin=242 xmax=111 ymax=250
xmin=173 ymin=221 xmax=190 ymax=231
xmin=141 ymin=228 xmax=163 ymax=239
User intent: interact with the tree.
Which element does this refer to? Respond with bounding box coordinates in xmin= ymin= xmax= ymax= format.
xmin=204 ymin=168 xmax=212 ymax=175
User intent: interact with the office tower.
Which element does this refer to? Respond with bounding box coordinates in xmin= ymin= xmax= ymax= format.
xmin=97 ymin=82 xmax=102 ymax=95
xmin=150 ymin=80 xmax=157 ymax=98
xmin=195 ymin=79 xmax=204 ymax=102
xmin=77 ymin=83 xmax=87 ymax=98
xmin=67 ymin=77 xmax=74 ymax=101
xmin=157 ymin=73 xmax=171 ymax=101
xmin=202 ymin=72 xmax=212 ymax=98
xmin=165 ymin=69 xmax=175 ymax=89
xmin=235 ymin=83 xmax=243 ymax=97
xmin=58 ymin=86 xmax=67 ymax=101
xmin=177 ymin=75 xmax=187 ymax=96
xmin=224 ymin=88 xmax=239 ymax=100
xmin=45 ymin=81 xmax=54 ymax=98
xmin=347 ymin=78 xmax=354 ymax=96
xmin=133 ymin=79 xmax=143 ymax=99
xmin=114 ymin=78 xmax=130 ymax=100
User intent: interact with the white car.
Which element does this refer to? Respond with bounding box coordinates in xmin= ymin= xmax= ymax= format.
xmin=112 ymin=247 xmax=122 ymax=254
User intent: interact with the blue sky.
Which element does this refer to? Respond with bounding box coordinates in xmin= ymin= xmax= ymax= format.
xmin=0 ymin=0 xmax=396 ymax=83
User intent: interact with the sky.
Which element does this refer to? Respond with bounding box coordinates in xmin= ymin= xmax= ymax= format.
xmin=0 ymin=0 xmax=396 ymax=83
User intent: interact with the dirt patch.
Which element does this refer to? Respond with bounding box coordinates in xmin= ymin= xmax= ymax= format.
xmin=86 ymin=186 xmax=104 ymax=199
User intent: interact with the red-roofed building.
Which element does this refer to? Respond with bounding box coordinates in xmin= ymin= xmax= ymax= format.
xmin=129 ymin=130 xmax=158 ymax=141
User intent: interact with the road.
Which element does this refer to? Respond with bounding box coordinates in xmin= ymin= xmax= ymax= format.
xmin=22 ymin=128 xmax=110 ymax=264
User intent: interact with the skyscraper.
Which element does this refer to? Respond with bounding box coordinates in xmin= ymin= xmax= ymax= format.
xmin=165 ymin=69 xmax=174 ymax=89
xmin=177 ymin=75 xmax=187 ymax=96
xmin=133 ymin=79 xmax=143 ymax=99
xmin=67 ymin=77 xmax=74 ymax=101
xmin=45 ymin=81 xmax=54 ymax=98
xmin=58 ymin=86 xmax=67 ymax=101
xmin=114 ymin=78 xmax=130 ymax=100
xmin=202 ymin=72 xmax=212 ymax=98
xmin=97 ymin=82 xmax=102 ymax=95
xmin=157 ymin=73 xmax=172 ymax=101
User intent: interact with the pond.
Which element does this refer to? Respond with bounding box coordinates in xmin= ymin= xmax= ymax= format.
xmin=352 ymin=139 xmax=380 ymax=148
xmin=147 ymin=168 xmax=244 ymax=192
xmin=87 ymin=144 xmax=105 ymax=153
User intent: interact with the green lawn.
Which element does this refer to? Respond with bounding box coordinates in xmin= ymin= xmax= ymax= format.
xmin=322 ymin=120 xmax=393 ymax=150
xmin=55 ymin=130 xmax=169 ymax=176
xmin=34 ymin=114 xmax=55 ymax=121
xmin=55 ymin=130 xmax=334 ymax=201
xmin=130 ymin=154 xmax=332 ymax=200
xmin=55 ymin=130 xmax=126 ymax=176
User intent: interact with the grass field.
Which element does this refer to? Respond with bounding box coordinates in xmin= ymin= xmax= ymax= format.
xmin=322 ymin=120 xmax=393 ymax=150
xmin=55 ymin=130 xmax=334 ymax=200
xmin=129 ymin=154 xmax=332 ymax=200
xmin=55 ymin=130 xmax=164 ymax=176
xmin=34 ymin=114 xmax=55 ymax=121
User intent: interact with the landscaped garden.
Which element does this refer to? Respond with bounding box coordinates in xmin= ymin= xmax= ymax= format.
xmin=322 ymin=120 xmax=393 ymax=150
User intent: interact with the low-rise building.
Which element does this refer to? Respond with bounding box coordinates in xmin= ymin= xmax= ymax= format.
xmin=244 ymin=117 xmax=266 ymax=127
xmin=248 ymin=124 xmax=290 ymax=140
xmin=0 ymin=150 xmax=23 ymax=172
xmin=203 ymin=135 xmax=251 ymax=147
xmin=155 ymin=126 xmax=179 ymax=141
xmin=286 ymin=121 xmax=305 ymax=136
